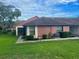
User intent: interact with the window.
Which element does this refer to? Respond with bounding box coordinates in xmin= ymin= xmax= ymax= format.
xmin=56 ymin=26 xmax=62 ymax=32
xmin=29 ymin=26 xmax=35 ymax=35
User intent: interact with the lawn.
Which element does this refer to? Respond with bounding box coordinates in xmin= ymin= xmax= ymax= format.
xmin=0 ymin=34 xmax=79 ymax=59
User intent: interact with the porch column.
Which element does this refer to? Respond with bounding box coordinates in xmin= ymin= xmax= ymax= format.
xmin=16 ymin=27 xmax=18 ymax=36
xmin=16 ymin=26 xmax=23 ymax=36
xmin=35 ymin=26 xmax=38 ymax=38
xmin=27 ymin=26 xmax=30 ymax=35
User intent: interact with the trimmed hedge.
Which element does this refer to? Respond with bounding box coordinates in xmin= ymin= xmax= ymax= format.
xmin=42 ymin=34 xmax=48 ymax=39
xmin=59 ymin=32 xmax=70 ymax=38
xmin=25 ymin=35 xmax=34 ymax=40
xmin=23 ymin=35 xmax=39 ymax=41
xmin=11 ymin=30 xmax=16 ymax=35
xmin=0 ymin=30 xmax=2 ymax=34
xmin=2 ymin=30 xmax=8 ymax=34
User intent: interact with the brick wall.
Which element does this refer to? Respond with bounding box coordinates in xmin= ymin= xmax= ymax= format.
xmin=37 ymin=26 xmax=70 ymax=38
xmin=37 ymin=26 xmax=57 ymax=38
xmin=50 ymin=26 xmax=56 ymax=34
xmin=38 ymin=26 xmax=50 ymax=37
xmin=63 ymin=26 xmax=70 ymax=32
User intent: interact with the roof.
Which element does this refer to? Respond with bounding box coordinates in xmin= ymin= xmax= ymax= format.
xmin=16 ymin=16 xmax=39 ymax=26
xmin=20 ymin=16 xmax=79 ymax=26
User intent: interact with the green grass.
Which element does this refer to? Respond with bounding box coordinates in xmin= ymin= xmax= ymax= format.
xmin=0 ymin=34 xmax=79 ymax=59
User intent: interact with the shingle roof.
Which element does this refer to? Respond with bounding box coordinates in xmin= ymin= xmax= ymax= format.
xmin=22 ymin=16 xmax=79 ymax=26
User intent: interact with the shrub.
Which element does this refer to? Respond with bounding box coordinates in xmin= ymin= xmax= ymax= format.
xmin=59 ymin=32 xmax=70 ymax=38
xmin=53 ymin=32 xmax=60 ymax=38
xmin=0 ymin=30 xmax=2 ymax=34
xmin=25 ymin=35 xmax=34 ymax=40
xmin=42 ymin=34 xmax=47 ymax=39
xmin=12 ymin=30 xmax=16 ymax=35
xmin=34 ymin=38 xmax=39 ymax=40
xmin=48 ymin=32 xmax=52 ymax=39
xmin=7 ymin=30 xmax=12 ymax=33
xmin=2 ymin=30 xmax=8 ymax=34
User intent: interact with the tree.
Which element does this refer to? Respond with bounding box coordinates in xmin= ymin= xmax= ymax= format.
xmin=13 ymin=9 xmax=21 ymax=20
xmin=0 ymin=2 xmax=21 ymax=31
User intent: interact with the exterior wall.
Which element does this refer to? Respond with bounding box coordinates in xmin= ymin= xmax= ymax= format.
xmin=70 ymin=26 xmax=79 ymax=36
xmin=37 ymin=26 xmax=57 ymax=38
xmin=74 ymin=27 xmax=79 ymax=35
xmin=37 ymin=26 xmax=70 ymax=38
xmin=63 ymin=26 xmax=70 ymax=32
xmin=38 ymin=26 xmax=51 ymax=38
xmin=25 ymin=26 xmax=70 ymax=38
xmin=50 ymin=26 xmax=56 ymax=34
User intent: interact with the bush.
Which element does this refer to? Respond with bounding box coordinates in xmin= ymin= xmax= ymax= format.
xmin=2 ymin=30 xmax=8 ymax=34
xmin=24 ymin=35 xmax=39 ymax=41
xmin=0 ymin=30 xmax=2 ymax=34
xmin=48 ymin=32 xmax=52 ymax=39
xmin=25 ymin=35 xmax=34 ymax=40
xmin=34 ymin=38 xmax=39 ymax=40
xmin=42 ymin=34 xmax=47 ymax=39
xmin=1 ymin=30 xmax=12 ymax=34
xmin=53 ymin=33 xmax=60 ymax=38
xmin=59 ymin=32 xmax=70 ymax=38
xmin=12 ymin=30 xmax=16 ymax=35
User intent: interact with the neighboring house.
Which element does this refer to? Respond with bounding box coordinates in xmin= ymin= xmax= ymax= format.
xmin=16 ymin=16 xmax=79 ymax=38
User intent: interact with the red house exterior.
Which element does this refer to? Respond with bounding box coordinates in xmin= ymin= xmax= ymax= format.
xmin=16 ymin=16 xmax=79 ymax=38
xmin=37 ymin=26 xmax=69 ymax=38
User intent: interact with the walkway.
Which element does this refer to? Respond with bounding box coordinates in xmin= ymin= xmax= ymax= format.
xmin=16 ymin=36 xmax=24 ymax=43
xmin=16 ymin=37 xmax=79 ymax=44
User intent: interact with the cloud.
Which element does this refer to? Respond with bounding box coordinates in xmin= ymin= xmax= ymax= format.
xmin=45 ymin=0 xmax=77 ymax=5
xmin=0 ymin=0 xmax=79 ymax=19
xmin=59 ymin=0 xmax=77 ymax=3
xmin=53 ymin=12 xmax=75 ymax=17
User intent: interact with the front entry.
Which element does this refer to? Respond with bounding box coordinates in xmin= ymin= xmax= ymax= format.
xmin=18 ymin=27 xmax=26 ymax=36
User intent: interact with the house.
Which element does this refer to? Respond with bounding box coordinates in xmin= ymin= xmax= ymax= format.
xmin=16 ymin=16 xmax=79 ymax=38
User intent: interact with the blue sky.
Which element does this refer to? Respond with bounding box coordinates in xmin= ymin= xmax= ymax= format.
xmin=0 ymin=0 xmax=79 ymax=20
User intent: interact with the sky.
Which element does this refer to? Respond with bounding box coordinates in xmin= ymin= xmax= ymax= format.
xmin=0 ymin=0 xmax=79 ymax=20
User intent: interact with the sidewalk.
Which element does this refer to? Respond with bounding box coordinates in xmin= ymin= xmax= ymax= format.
xmin=16 ymin=37 xmax=79 ymax=44
xmin=16 ymin=36 xmax=24 ymax=43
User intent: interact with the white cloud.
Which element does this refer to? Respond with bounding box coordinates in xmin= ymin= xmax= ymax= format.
xmin=60 ymin=0 xmax=77 ymax=3
xmin=0 ymin=0 xmax=78 ymax=19
xmin=45 ymin=0 xmax=77 ymax=5
xmin=53 ymin=12 xmax=74 ymax=17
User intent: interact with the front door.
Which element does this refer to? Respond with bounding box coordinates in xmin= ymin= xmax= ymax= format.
xmin=18 ymin=28 xmax=23 ymax=36
xmin=18 ymin=27 xmax=26 ymax=36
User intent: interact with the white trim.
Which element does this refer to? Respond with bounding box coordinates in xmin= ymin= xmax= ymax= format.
xmin=35 ymin=26 xmax=38 ymax=38
xmin=16 ymin=26 xmax=23 ymax=28
xmin=27 ymin=26 xmax=30 ymax=35
xmin=16 ymin=26 xmax=23 ymax=36
xmin=16 ymin=27 xmax=18 ymax=36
